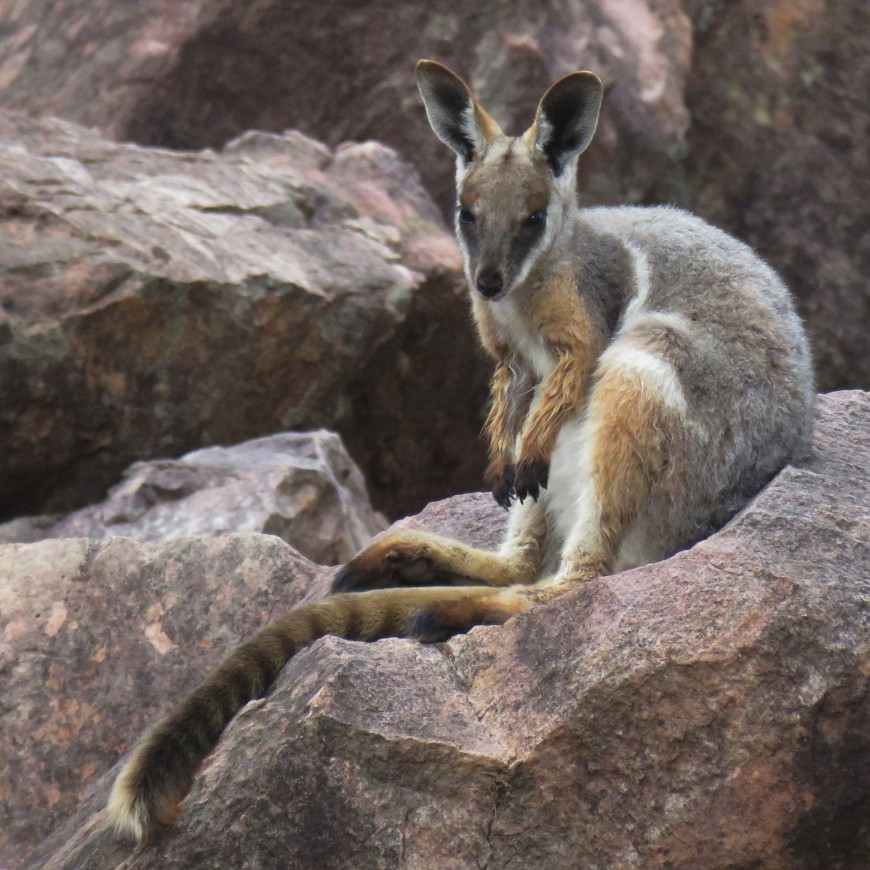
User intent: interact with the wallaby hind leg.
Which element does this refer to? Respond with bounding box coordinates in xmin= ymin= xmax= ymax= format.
xmin=546 ymin=339 xmax=688 ymax=593
xmin=333 ymin=498 xmax=548 ymax=593
xmin=412 ymin=334 xmax=694 ymax=636
xmin=412 ymin=587 xmax=536 ymax=642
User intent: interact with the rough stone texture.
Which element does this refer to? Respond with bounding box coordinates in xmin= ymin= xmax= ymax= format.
xmin=683 ymin=0 xmax=870 ymax=391
xmin=0 ymin=0 xmax=692 ymax=213
xmin=0 ymin=111 xmax=488 ymax=522
xmin=0 ymin=533 xmax=331 ymax=869
xmin=0 ymin=431 xmax=386 ymax=566
xmin=11 ymin=391 xmax=870 ymax=870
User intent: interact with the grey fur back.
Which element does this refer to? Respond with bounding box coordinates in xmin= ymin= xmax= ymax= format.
xmin=561 ymin=204 xmax=814 ymax=563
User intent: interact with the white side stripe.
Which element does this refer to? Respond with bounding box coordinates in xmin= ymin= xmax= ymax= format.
xmin=621 ymin=244 xmax=652 ymax=327
xmin=599 ymin=345 xmax=688 ymax=414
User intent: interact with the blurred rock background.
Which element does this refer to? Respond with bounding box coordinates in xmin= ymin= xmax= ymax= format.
xmin=0 ymin=2 xmax=867 ymax=868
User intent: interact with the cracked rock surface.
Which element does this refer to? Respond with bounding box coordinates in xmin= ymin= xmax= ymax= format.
xmin=5 ymin=391 xmax=869 ymax=869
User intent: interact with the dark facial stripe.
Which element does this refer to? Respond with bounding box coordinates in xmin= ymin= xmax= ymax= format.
xmin=508 ymin=222 xmax=546 ymax=275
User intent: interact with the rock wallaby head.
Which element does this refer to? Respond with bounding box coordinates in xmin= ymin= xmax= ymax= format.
xmin=416 ymin=59 xmax=602 ymax=298
xmin=107 ymin=61 xmax=814 ymax=845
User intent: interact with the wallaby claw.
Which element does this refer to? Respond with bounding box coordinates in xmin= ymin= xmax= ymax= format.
xmin=491 ymin=463 xmax=516 ymax=510
xmin=514 ymin=458 xmax=549 ymax=504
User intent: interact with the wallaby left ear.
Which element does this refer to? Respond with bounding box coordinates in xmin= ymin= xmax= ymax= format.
xmin=527 ymin=72 xmax=603 ymax=176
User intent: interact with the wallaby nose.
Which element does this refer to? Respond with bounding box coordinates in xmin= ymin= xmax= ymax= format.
xmin=476 ymin=268 xmax=504 ymax=298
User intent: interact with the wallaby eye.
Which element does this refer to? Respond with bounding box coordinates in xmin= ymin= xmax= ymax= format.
xmin=457 ymin=206 xmax=476 ymax=225
xmin=524 ymin=209 xmax=547 ymax=230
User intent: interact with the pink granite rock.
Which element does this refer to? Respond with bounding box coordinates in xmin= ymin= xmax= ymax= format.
xmin=683 ymin=0 xmax=870 ymax=391
xmin=5 ymin=391 xmax=867 ymax=870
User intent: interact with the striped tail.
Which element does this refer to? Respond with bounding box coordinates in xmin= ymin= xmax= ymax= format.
xmin=106 ymin=585 xmax=506 ymax=842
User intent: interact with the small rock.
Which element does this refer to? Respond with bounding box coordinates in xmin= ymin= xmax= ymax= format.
xmin=0 ymin=431 xmax=387 ymax=566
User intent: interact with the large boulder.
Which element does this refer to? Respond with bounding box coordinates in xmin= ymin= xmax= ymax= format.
xmin=0 ymin=430 xmax=386 ymax=566
xmin=7 ymin=390 xmax=868 ymax=869
xmin=683 ymin=0 xmax=870 ymax=391
xmin=0 ymin=112 xmax=489 ymax=522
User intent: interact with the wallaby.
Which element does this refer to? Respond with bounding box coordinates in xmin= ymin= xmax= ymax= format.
xmin=107 ymin=60 xmax=814 ymax=842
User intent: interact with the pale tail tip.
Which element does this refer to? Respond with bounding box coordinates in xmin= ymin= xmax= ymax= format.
xmin=106 ymin=766 xmax=148 ymax=843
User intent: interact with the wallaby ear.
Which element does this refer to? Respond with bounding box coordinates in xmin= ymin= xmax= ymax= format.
xmin=416 ymin=60 xmax=502 ymax=163
xmin=526 ymin=72 xmax=603 ymax=176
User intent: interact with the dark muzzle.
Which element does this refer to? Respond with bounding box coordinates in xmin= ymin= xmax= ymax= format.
xmin=476 ymin=268 xmax=504 ymax=299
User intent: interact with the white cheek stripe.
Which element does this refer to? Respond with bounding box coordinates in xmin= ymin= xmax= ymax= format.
xmin=598 ymin=345 xmax=688 ymax=415
xmin=455 ymin=227 xmax=476 ymax=289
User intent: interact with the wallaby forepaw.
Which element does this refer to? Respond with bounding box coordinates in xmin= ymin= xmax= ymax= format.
xmin=488 ymin=463 xmax=516 ymax=510
xmin=514 ymin=458 xmax=549 ymax=503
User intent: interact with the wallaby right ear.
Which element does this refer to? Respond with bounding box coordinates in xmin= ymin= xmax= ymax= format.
xmin=416 ymin=60 xmax=502 ymax=163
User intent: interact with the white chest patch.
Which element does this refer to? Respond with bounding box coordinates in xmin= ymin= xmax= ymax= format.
xmin=490 ymin=299 xmax=555 ymax=380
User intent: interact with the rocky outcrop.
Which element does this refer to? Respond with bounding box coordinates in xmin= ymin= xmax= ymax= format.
xmin=6 ymin=391 xmax=868 ymax=870
xmin=0 ymin=112 xmax=489 ymax=522
xmin=683 ymin=0 xmax=870 ymax=391
xmin=0 ymin=431 xmax=386 ymax=566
